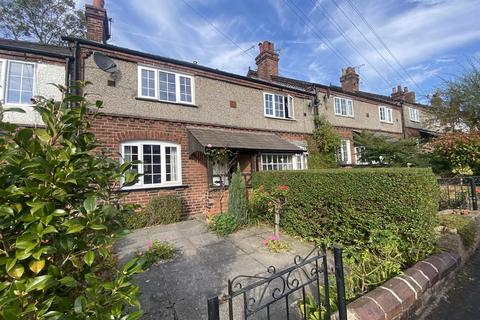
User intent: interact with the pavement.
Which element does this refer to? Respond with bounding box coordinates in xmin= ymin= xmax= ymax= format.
xmin=419 ymin=248 xmax=480 ymax=320
xmin=115 ymin=219 xmax=320 ymax=320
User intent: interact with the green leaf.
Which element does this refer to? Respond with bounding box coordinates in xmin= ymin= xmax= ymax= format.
xmin=25 ymin=275 xmax=53 ymax=292
xmin=7 ymin=264 xmax=24 ymax=279
xmin=15 ymin=250 xmax=32 ymax=261
xmin=59 ymin=276 xmax=77 ymax=287
xmin=83 ymin=196 xmax=97 ymax=213
xmin=74 ymin=296 xmax=86 ymax=314
xmin=29 ymin=260 xmax=45 ymax=274
xmin=66 ymin=224 xmax=85 ymax=234
xmin=83 ymin=251 xmax=95 ymax=266
xmin=89 ymin=224 xmax=106 ymax=230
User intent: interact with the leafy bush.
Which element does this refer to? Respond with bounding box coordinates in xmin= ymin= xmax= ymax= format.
xmin=439 ymin=214 xmax=477 ymax=248
xmin=0 ymin=84 xmax=144 ymax=319
xmin=136 ymin=240 xmax=175 ymax=269
xmin=208 ymin=213 xmax=238 ymax=236
xmin=253 ymin=168 xmax=439 ymax=299
xmin=228 ymin=165 xmax=248 ymax=221
xmin=120 ymin=195 xmax=182 ymax=229
xmin=308 ymin=116 xmax=341 ymax=169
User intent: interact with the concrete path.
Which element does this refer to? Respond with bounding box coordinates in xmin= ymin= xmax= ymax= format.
xmin=115 ymin=219 xmax=319 ymax=320
xmin=419 ymin=248 xmax=480 ymax=320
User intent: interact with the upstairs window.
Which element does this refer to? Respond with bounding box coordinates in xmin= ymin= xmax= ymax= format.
xmin=138 ymin=66 xmax=194 ymax=104
xmin=2 ymin=61 xmax=35 ymax=105
xmin=264 ymin=93 xmax=294 ymax=119
xmin=409 ymin=107 xmax=420 ymax=122
xmin=120 ymin=141 xmax=182 ymax=189
xmin=379 ymin=106 xmax=393 ymax=123
xmin=334 ymin=97 xmax=353 ymax=117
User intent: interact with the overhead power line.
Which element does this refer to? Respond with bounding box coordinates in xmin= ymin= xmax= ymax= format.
xmin=342 ymin=0 xmax=428 ymax=98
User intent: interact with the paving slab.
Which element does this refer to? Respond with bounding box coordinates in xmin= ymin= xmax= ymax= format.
xmin=115 ymin=219 xmax=318 ymax=320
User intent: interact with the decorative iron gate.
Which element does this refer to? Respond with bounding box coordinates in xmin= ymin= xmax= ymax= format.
xmin=207 ymin=246 xmax=347 ymax=320
xmin=438 ymin=176 xmax=479 ymax=211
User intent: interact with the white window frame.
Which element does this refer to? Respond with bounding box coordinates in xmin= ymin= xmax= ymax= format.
xmin=263 ymin=92 xmax=295 ymax=120
xmin=137 ymin=65 xmax=195 ymax=105
xmin=260 ymin=153 xmax=307 ymax=171
xmin=379 ymin=105 xmax=393 ymax=123
xmin=409 ymin=107 xmax=420 ymax=122
xmin=334 ymin=96 xmax=354 ymax=117
xmin=338 ymin=139 xmax=352 ymax=164
xmin=120 ymin=140 xmax=182 ymax=190
xmin=1 ymin=59 xmax=36 ymax=106
xmin=354 ymin=146 xmax=368 ymax=165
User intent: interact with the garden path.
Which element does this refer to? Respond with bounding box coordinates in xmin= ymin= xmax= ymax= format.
xmin=115 ymin=219 xmax=318 ymax=320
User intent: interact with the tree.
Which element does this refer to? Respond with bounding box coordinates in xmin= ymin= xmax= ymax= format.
xmin=429 ymin=59 xmax=480 ymax=132
xmin=308 ymin=115 xmax=341 ymax=169
xmin=228 ymin=165 xmax=247 ymax=222
xmin=0 ymin=0 xmax=85 ymax=45
xmin=353 ymin=131 xmax=426 ymax=167
xmin=0 ymin=84 xmax=144 ymax=318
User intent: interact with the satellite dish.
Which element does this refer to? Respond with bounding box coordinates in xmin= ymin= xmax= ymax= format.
xmin=93 ymin=52 xmax=117 ymax=73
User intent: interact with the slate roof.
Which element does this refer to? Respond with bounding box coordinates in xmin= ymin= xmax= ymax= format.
xmin=187 ymin=127 xmax=303 ymax=155
xmin=0 ymin=39 xmax=71 ymax=58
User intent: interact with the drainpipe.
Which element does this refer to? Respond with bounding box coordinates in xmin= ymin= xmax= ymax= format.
xmin=72 ymin=40 xmax=81 ymax=96
xmin=399 ymin=100 xmax=407 ymax=138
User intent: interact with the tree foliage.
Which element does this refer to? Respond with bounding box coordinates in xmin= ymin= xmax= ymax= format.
xmin=228 ymin=165 xmax=247 ymax=222
xmin=308 ymin=116 xmax=341 ymax=169
xmin=0 ymin=0 xmax=85 ymax=45
xmin=0 ymin=84 xmax=144 ymax=319
xmin=429 ymin=131 xmax=480 ymax=176
xmin=353 ymin=131 xmax=426 ymax=167
xmin=429 ymin=59 xmax=480 ymax=132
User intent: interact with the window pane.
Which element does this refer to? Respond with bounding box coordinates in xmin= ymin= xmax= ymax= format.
xmin=159 ymin=71 xmax=176 ymax=102
xmin=274 ymin=95 xmax=284 ymax=118
xmin=265 ymin=94 xmax=273 ymax=116
xmin=179 ymin=76 xmax=192 ymax=103
xmin=142 ymin=144 xmax=161 ymax=184
xmin=166 ymin=146 xmax=178 ymax=182
xmin=334 ymin=98 xmax=341 ymax=114
xmin=347 ymin=100 xmax=353 ymax=116
xmin=6 ymin=62 xmax=34 ymax=105
xmin=141 ymin=69 xmax=156 ymax=97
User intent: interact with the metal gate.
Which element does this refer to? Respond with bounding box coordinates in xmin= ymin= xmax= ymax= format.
xmin=207 ymin=246 xmax=347 ymax=320
xmin=438 ymin=176 xmax=479 ymax=211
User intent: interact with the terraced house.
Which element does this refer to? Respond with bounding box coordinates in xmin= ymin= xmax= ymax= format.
xmin=0 ymin=0 xmax=440 ymax=217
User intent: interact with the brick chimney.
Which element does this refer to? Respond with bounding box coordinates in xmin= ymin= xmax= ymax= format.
xmin=85 ymin=0 xmax=110 ymax=43
xmin=255 ymin=41 xmax=279 ymax=81
xmin=391 ymin=85 xmax=416 ymax=103
xmin=340 ymin=67 xmax=359 ymax=92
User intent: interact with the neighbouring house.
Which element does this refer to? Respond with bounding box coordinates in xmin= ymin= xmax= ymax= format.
xmin=0 ymin=39 xmax=69 ymax=126
xmin=0 ymin=0 xmax=442 ymax=217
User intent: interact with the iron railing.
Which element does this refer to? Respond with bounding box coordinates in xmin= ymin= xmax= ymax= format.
xmin=437 ymin=176 xmax=479 ymax=211
xmin=207 ymin=246 xmax=347 ymax=320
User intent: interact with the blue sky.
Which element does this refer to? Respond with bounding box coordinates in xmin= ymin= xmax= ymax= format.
xmin=80 ymin=0 xmax=479 ymax=103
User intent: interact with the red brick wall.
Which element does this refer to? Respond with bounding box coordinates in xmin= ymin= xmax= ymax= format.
xmin=90 ymin=114 xmax=311 ymax=218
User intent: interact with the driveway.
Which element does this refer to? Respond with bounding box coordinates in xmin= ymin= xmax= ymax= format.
xmin=115 ymin=219 xmax=318 ymax=320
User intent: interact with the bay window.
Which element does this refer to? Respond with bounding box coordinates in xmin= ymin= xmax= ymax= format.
xmin=0 ymin=60 xmax=35 ymax=105
xmin=138 ymin=66 xmax=194 ymax=104
xmin=334 ymin=97 xmax=354 ymax=117
xmin=264 ymin=92 xmax=294 ymax=119
xmin=120 ymin=141 xmax=182 ymax=189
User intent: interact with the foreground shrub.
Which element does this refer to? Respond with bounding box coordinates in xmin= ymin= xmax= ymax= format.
xmin=121 ymin=194 xmax=182 ymax=229
xmin=253 ymin=168 xmax=439 ymax=299
xmin=0 ymin=84 xmax=144 ymax=318
xmin=439 ymin=214 xmax=477 ymax=248
xmin=228 ymin=165 xmax=248 ymax=222
xmin=208 ymin=213 xmax=238 ymax=236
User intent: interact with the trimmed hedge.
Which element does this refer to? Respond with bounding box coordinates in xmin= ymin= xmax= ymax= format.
xmin=120 ymin=195 xmax=182 ymax=229
xmin=252 ymin=168 xmax=439 ymax=266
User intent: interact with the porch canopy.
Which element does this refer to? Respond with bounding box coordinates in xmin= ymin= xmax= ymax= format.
xmin=187 ymin=127 xmax=304 ymax=156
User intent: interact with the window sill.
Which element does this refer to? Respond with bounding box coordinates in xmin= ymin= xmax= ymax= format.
xmin=119 ymin=184 xmax=189 ymax=192
xmin=380 ymin=121 xmax=394 ymax=124
xmin=264 ymin=115 xmax=296 ymax=121
xmin=334 ymin=114 xmax=354 ymax=118
xmin=135 ymin=96 xmax=198 ymax=108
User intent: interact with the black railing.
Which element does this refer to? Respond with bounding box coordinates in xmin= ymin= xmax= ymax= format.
xmin=438 ymin=176 xmax=479 ymax=211
xmin=207 ymin=246 xmax=347 ymax=320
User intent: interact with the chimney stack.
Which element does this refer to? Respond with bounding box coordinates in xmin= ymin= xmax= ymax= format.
xmin=255 ymin=41 xmax=279 ymax=81
xmin=85 ymin=0 xmax=110 ymax=43
xmin=340 ymin=67 xmax=359 ymax=92
xmin=391 ymin=85 xmax=416 ymax=103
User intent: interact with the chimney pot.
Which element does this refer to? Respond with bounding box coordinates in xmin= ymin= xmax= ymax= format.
xmin=92 ymin=0 xmax=104 ymax=8
xmin=392 ymin=87 xmax=396 ymax=93
xmin=397 ymin=85 xmax=402 ymax=93
xmin=85 ymin=0 xmax=110 ymax=43
xmin=404 ymin=86 xmax=408 ymax=92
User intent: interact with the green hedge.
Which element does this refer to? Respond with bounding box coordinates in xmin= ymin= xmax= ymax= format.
xmin=252 ymin=168 xmax=439 ymax=266
xmin=120 ymin=194 xmax=182 ymax=229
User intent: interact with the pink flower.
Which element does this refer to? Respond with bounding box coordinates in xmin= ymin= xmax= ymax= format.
xmin=269 ymin=235 xmax=278 ymax=241
xmin=207 ymin=144 xmax=212 ymax=148
xmin=278 ymin=185 xmax=289 ymax=191
xmin=147 ymin=240 xmax=153 ymax=249
xmin=263 ymin=239 xmax=269 ymax=246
